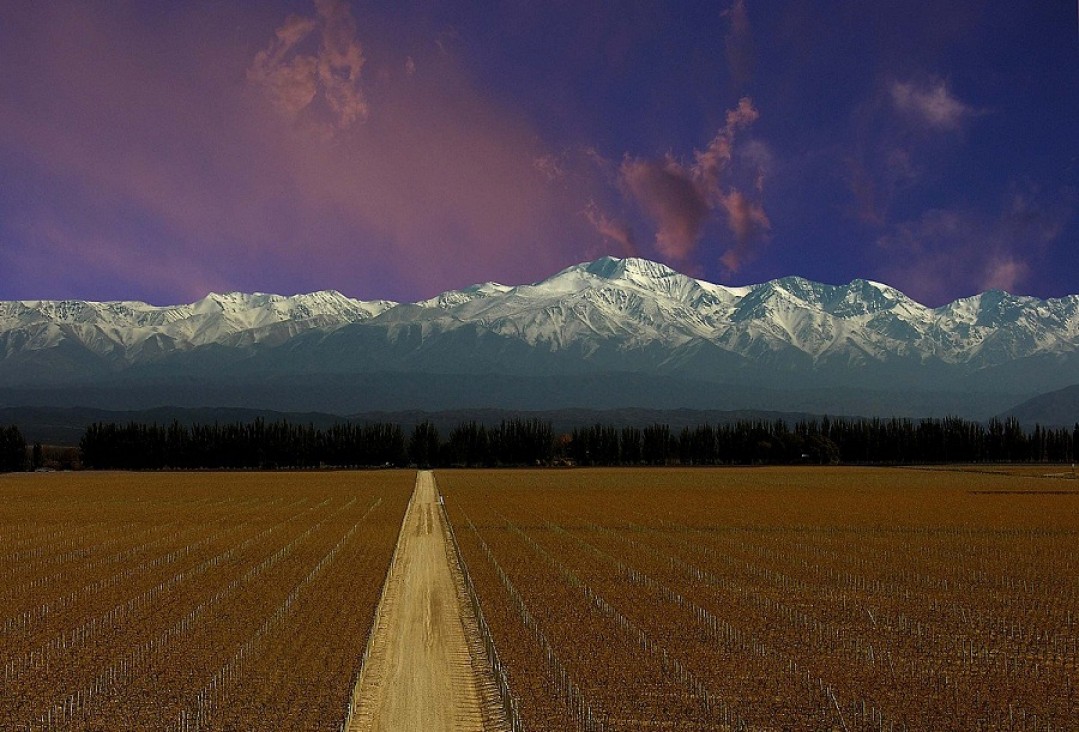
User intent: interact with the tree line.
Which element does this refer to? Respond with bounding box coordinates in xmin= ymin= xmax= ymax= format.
xmin=567 ymin=416 xmax=1078 ymax=466
xmin=1 ymin=414 xmax=1076 ymax=472
xmin=77 ymin=418 xmax=555 ymax=470
xmin=0 ymin=425 xmax=27 ymax=472
xmin=79 ymin=420 xmax=409 ymax=470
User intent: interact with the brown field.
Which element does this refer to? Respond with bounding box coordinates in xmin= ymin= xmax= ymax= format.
xmin=912 ymin=464 xmax=1079 ymax=481
xmin=0 ymin=470 xmax=413 ymax=732
xmin=438 ymin=467 xmax=1079 ymax=731
xmin=5 ymin=467 xmax=1078 ymax=731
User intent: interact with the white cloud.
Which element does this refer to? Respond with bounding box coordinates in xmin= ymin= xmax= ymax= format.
xmin=890 ymin=80 xmax=972 ymax=131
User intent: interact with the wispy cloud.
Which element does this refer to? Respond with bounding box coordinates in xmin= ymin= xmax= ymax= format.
xmin=618 ymin=97 xmax=770 ymax=270
xmin=846 ymin=78 xmax=974 ymax=227
xmin=846 ymin=146 xmax=920 ymax=226
xmin=723 ymin=0 xmax=754 ymax=86
xmin=583 ymin=202 xmax=637 ymax=257
xmin=981 ymin=257 xmax=1028 ymax=293
xmin=717 ymin=190 xmax=770 ymax=272
xmin=247 ymin=15 xmax=320 ymax=118
xmin=248 ymin=0 xmax=368 ymax=134
xmin=694 ymin=97 xmax=760 ymax=191
xmin=533 ymin=153 xmax=566 ymax=181
xmin=890 ymin=79 xmax=973 ymax=131
xmin=620 ymin=155 xmax=711 ymax=260
xmin=875 ymin=186 xmax=1074 ymax=304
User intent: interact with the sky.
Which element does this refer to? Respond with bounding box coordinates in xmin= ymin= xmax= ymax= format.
xmin=0 ymin=0 xmax=1076 ymax=307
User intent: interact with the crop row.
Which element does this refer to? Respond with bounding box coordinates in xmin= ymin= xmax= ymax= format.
xmin=440 ymin=468 xmax=1079 ymax=731
xmin=0 ymin=471 xmax=413 ymax=731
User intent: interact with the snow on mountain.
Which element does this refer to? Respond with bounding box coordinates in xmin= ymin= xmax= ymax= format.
xmin=425 ymin=257 xmax=748 ymax=350
xmin=2 ymin=256 xmax=1078 ymax=381
xmin=0 ymin=290 xmax=396 ymax=364
xmin=417 ymin=282 xmax=513 ymax=309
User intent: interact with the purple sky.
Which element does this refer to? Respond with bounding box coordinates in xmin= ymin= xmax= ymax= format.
xmin=1 ymin=1 xmax=1076 ymax=306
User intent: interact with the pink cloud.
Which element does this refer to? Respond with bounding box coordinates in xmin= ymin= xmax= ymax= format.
xmin=533 ymin=153 xmax=566 ymax=181
xmin=723 ymin=0 xmax=754 ymax=86
xmin=248 ymin=0 xmax=367 ymax=135
xmin=248 ymin=16 xmax=319 ymax=118
xmin=619 ymin=97 xmax=769 ymax=269
xmin=717 ymin=189 xmax=771 ymax=272
xmin=5 ymin=210 xmax=232 ymax=302
xmin=584 ymin=202 xmax=637 ymax=257
xmin=875 ymin=210 xmax=985 ymax=304
xmin=619 ymin=156 xmax=710 ymax=259
xmin=725 ymin=96 xmax=760 ymax=130
xmin=981 ymin=257 xmax=1028 ymax=293
xmin=694 ymin=97 xmax=759 ymax=190
xmin=313 ymin=0 xmax=367 ymax=128
xmin=875 ymin=189 xmax=1072 ymax=304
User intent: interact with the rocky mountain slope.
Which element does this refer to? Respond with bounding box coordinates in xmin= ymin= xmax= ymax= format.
xmin=3 ymin=257 xmax=1077 ymax=417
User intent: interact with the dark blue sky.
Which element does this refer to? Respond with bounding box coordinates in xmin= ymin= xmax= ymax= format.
xmin=1 ymin=1 xmax=1076 ymax=305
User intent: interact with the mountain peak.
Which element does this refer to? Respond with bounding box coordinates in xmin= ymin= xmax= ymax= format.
xmin=580 ymin=256 xmax=679 ymax=282
xmin=3 ymin=259 xmax=1077 ymax=397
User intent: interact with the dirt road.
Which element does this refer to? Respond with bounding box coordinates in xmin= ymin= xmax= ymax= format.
xmin=347 ymin=471 xmax=506 ymax=732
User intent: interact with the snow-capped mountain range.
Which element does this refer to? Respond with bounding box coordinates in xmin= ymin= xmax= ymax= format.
xmin=3 ymin=257 xmax=1077 ymax=418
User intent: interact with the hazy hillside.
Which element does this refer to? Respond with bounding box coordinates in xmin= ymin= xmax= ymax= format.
xmin=1001 ymin=385 xmax=1079 ymax=427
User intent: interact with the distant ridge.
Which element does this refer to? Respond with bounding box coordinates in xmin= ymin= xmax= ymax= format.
xmin=3 ymin=256 xmax=1077 ymax=418
xmin=1000 ymin=385 xmax=1079 ymax=427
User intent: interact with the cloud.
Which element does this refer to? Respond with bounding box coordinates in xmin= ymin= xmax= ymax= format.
xmin=618 ymin=97 xmax=769 ymax=270
xmin=0 ymin=2 xmax=605 ymax=303
xmin=846 ymin=161 xmax=884 ymax=226
xmin=0 ymin=3 xmax=780 ymax=304
xmin=3 ymin=212 xmax=231 ymax=303
xmin=694 ymin=97 xmax=759 ymax=191
xmin=846 ymin=147 xmax=920 ymax=226
xmin=890 ymin=80 xmax=973 ymax=131
xmin=875 ymin=209 xmax=991 ymax=303
xmin=738 ymin=139 xmax=773 ymax=193
xmin=619 ymin=156 xmax=710 ymax=259
xmin=725 ymin=94 xmax=760 ymax=131
xmin=314 ymin=0 xmax=367 ymax=126
xmin=717 ymin=190 xmax=770 ymax=271
xmin=723 ymin=0 xmax=754 ymax=86
xmin=583 ymin=202 xmax=637 ymax=257
xmin=247 ymin=16 xmax=320 ymax=119
xmin=1004 ymin=186 xmax=1072 ymax=243
xmin=533 ymin=153 xmax=566 ymax=181
xmin=846 ymin=80 xmax=963 ymax=226
xmin=248 ymin=0 xmax=368 ymax=133
xmin=875 ymin=187 xmax=1073 ymax=304
xmin=981 ymin=257 xmax=1028 ymax=293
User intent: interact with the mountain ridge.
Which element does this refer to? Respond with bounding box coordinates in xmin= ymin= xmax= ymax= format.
xmin=2 ymin=256 xmax=1077 ymax=418
xmin=1000 ymin=384 xmax=1079 ymax=427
